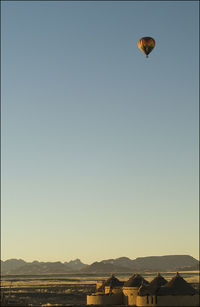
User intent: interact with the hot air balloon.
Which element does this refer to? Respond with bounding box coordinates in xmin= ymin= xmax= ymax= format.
xmin=138 ymin=37 xmax=155 ymax=58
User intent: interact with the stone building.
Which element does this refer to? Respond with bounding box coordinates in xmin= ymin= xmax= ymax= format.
xmin=87 ymin=272 xmax=199 ymax=306
xmin=123 ymin=274 xmax=149 ymax=305
xmin=87 ymin=274 xmax=124 ymax=305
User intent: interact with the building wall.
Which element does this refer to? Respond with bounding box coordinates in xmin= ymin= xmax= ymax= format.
xmin=123 ymin=287 xmax=139 ymax=305
xmin=136 ymin=294 xmax=200 ymax=307
xmin=105 ymin=286 xmax=122 ymax=294
xmin=112 ymin=287 xmax=123 ymax=294
xmin=87 ymin=292 xmax=123 ymax=305
xmin=96 ymin=281 xmax=104 ymax=291
xmin=105 ymin=286 xmax=112 ymax=294
xmin=136 ymin=295 xmax=157 ymax=307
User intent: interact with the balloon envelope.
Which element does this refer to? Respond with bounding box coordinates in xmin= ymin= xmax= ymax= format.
xmin=138 ymin=37 xmax=155 ymax=57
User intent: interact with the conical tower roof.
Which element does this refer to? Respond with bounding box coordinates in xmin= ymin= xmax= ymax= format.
xmin=138 ymin=280 xmax=151 ymax=296
xmin=104 ymin=274 xmax=121 ymax=287
xmin=149 ymin=272 xmax=167 ymax=289
xmin=157 ymin=272 xmax=197 ymax=295
xmin=124 ymin=274 xmax=149 ymax=287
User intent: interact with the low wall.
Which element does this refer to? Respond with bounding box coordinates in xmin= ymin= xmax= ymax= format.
xmin=136 ymin=294 xmax=200 ymax=307
xmin=136 ymin=295 xmax=156 ymax=307
xmin=87 ymin=292 xmax=123 ymax=305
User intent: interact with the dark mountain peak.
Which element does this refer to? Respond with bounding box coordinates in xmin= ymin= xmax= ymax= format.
xmin=4 ymin=258 xmax=26 ymax=264
xmin=68 ymin=258 xmax=82 ymax=264
xmin=116 ymin=257 xmax=131 ymax=261
xmin=65 ymin=258 xmax=87 ymax=271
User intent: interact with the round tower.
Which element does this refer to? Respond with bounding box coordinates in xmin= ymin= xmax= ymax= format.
xmin=123 ymin=274 xmax=149 ymax=305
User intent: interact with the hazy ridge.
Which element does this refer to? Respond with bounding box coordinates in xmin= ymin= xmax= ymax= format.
xmin=1 ymin=255 xmax=199 ymax=275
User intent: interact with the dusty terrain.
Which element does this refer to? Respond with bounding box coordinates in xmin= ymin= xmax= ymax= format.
xmin=1 ymin=272 xmax=199 ymax=306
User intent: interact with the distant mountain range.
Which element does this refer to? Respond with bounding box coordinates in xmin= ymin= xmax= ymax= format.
xmin=80 ymin=255 xmax=199 ymax=273
xmin=1 ymin=255 xmax=199 ymax=275
xmin=1 ymin=258 xmax=85 ymax=274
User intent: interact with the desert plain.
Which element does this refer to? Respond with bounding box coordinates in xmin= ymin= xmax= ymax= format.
xmin=1 ymin=271 xmax=199 ymax=307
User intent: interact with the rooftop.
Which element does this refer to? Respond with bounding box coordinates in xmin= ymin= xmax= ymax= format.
xmin=123 ymin=274 xmax=149 ymax=288
xmin=157 ymin=272 xmax=197 ymax=296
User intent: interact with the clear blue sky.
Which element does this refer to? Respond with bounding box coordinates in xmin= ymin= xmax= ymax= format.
xmin=1 ymin=1 xmax=199 ymax=263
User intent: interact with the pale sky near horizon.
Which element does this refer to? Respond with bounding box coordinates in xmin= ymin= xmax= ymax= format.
xmin=1 ymin=1 xmax=199 ymax=264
